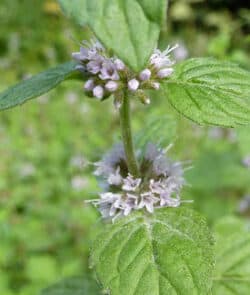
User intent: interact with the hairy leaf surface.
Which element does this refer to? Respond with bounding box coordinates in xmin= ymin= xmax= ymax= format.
xmin=213 ymin=217 xmax=250 ymax=295
xmin=163 ymin=58 xmax=250 ymax=127
xmin=91 ymin=207 xmax=214 ymax=295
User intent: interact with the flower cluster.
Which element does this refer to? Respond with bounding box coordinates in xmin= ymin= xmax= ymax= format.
xmin=88 ymin=143 xmax=190 ymax=221
xmin=72 ymin=39 xmax=177 ymax=106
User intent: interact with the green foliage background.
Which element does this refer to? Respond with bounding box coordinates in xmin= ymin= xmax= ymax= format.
xmin=0 ymin=0 xmax=249 ymax=294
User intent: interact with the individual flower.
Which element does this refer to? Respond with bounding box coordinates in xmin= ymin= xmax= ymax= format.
xmin=139 ymin=69 xmax=151 ymax=81
xmin=105 ymin=81 xmax=119 ymax=92
xmin=128 ymin=79 xmax=140 ymax=92
xmin=150 ymin=44 xmax=178 ymax=69
xmin=99 ymin=60 xmax=119 ymax=81
xmin=88 ymin=143 xmax=190 ymax=221
xmin=84 ymin=79 xmax=95 ymax=91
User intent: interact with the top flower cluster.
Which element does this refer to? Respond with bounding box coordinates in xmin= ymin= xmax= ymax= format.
xmin=72 ymin=39 xmax=178 ymax=105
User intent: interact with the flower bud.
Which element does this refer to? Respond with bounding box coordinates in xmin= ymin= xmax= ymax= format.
xmin=157 ymin=68 xmax=174 ymax=79
xmin=139 ymin=69 xmax=151 ymax=81
xmin=151 ymin=82 xmax=160 ymax=90
xmin=93 ymin=86 xmax=104 ymax=99
xmin=128 ymin=79 xmax=139 ymax=92
xmin=105 ymin=81 xmax=119 ymax=92
xmin=137 ymin=90 xmax=151 ymax=105
xmin=114 ymin=59 xmax=125 ymax=71
xmin=84 ymin=79 xmax=95 ymax=91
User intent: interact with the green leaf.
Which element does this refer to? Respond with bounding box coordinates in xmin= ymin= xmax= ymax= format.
xmin=58 ymin=0 xmax=88 ymax=26
xmin=87 ymin=0 xmax=167 ymax=71
xmin=163 ymin=58 xmax=250 ymax=127
xmin=187 ymin=149 xmax=250 ymax=191
xmin=90 ymin=207 xmax=214 ymax=295
xmin=40 ymin=276 xmax=101 ymax=295
xmin=236 ymin=125 xmax=250 ymax=157
xmin=0 ymin=61 xmax=77 ymax=111
xmin=135 ymin=113 xmax=177 ymax=149
xmin=212 ymin=217 xmax=250 ymax=295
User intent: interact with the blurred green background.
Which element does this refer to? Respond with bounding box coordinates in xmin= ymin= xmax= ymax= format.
xmin=0 ymin=0 xmax=249 ymax=294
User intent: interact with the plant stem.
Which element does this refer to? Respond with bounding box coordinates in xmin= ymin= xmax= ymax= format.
xmin=120 ymin=92 xmax=140 ymax=177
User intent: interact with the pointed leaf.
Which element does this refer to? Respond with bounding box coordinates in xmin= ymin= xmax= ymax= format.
xmin=212 ymin=217 xmax=250 ymax=295
xmin=58 ymin=0 xmax=167 ymax=71
xmin=163 ymin=58 xmax=250 ymax=127
xmin=58 ymin=0 xmax=88 ymax=26
xmin=40 ymin=276 xmax=101 ymax=295
xmin=86 ymin=0 xmax=167 ymax=71
xmin=90 ymin=207 xmax=214 ymax=295
xmin=0 ymin=62 xmax=78 ymax=111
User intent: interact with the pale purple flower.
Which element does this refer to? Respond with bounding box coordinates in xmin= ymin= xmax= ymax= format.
xmin=93 ymin=86 xmax=104 ymax=99
xmin=88 ymin=143 xmax=189 ymax=220
xmin=157 ymin=68 xmax=174 ymax=79
xmin=122 ymin=174 xmax=141 ymax=192
xmin=105 ymin=81 xmax=119 ymax=92
xmin=72 ymin=47 xmax=88 ymax=61
xmin=139 ymin=69 xmax=151 ymax=81
xmin=84 ymin=79 xmax=95 ymax=91
xmin=123 ymin=193 xmax=138 ymax=216
xmin=138 ymin=192 xmax=158 ymax=213
xmin=128 ymin=79 xmax=140 ymax=92
xmin=160 ymin=193 xmax=180 ymax=207
xmin=72 ymin=39 xmax=177 ymax=104
xmin=150 ymin=44 xmax=178 ymax=69
xmin=99 ymin=60 xmax=119 ymax=81
xmin=87 ymin=56 xmax=104 ymax=74
xmin=114 ymin=58 xmax=125 ymax=71
xmin=97 ymin=192 xmax=123 ymax=218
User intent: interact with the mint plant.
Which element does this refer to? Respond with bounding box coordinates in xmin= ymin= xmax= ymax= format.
xmin=0 ymin=1 xmax=250 ymax=294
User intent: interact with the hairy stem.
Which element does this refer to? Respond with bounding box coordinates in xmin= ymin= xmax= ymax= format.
xmin=120 ymin=92 xmax=140 ymax=177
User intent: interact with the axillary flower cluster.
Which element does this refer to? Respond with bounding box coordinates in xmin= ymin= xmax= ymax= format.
xmin=88 ymin=143 xmax=190 ymax=221
xmin=72 ymin=39 xmax=177 ymax=106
